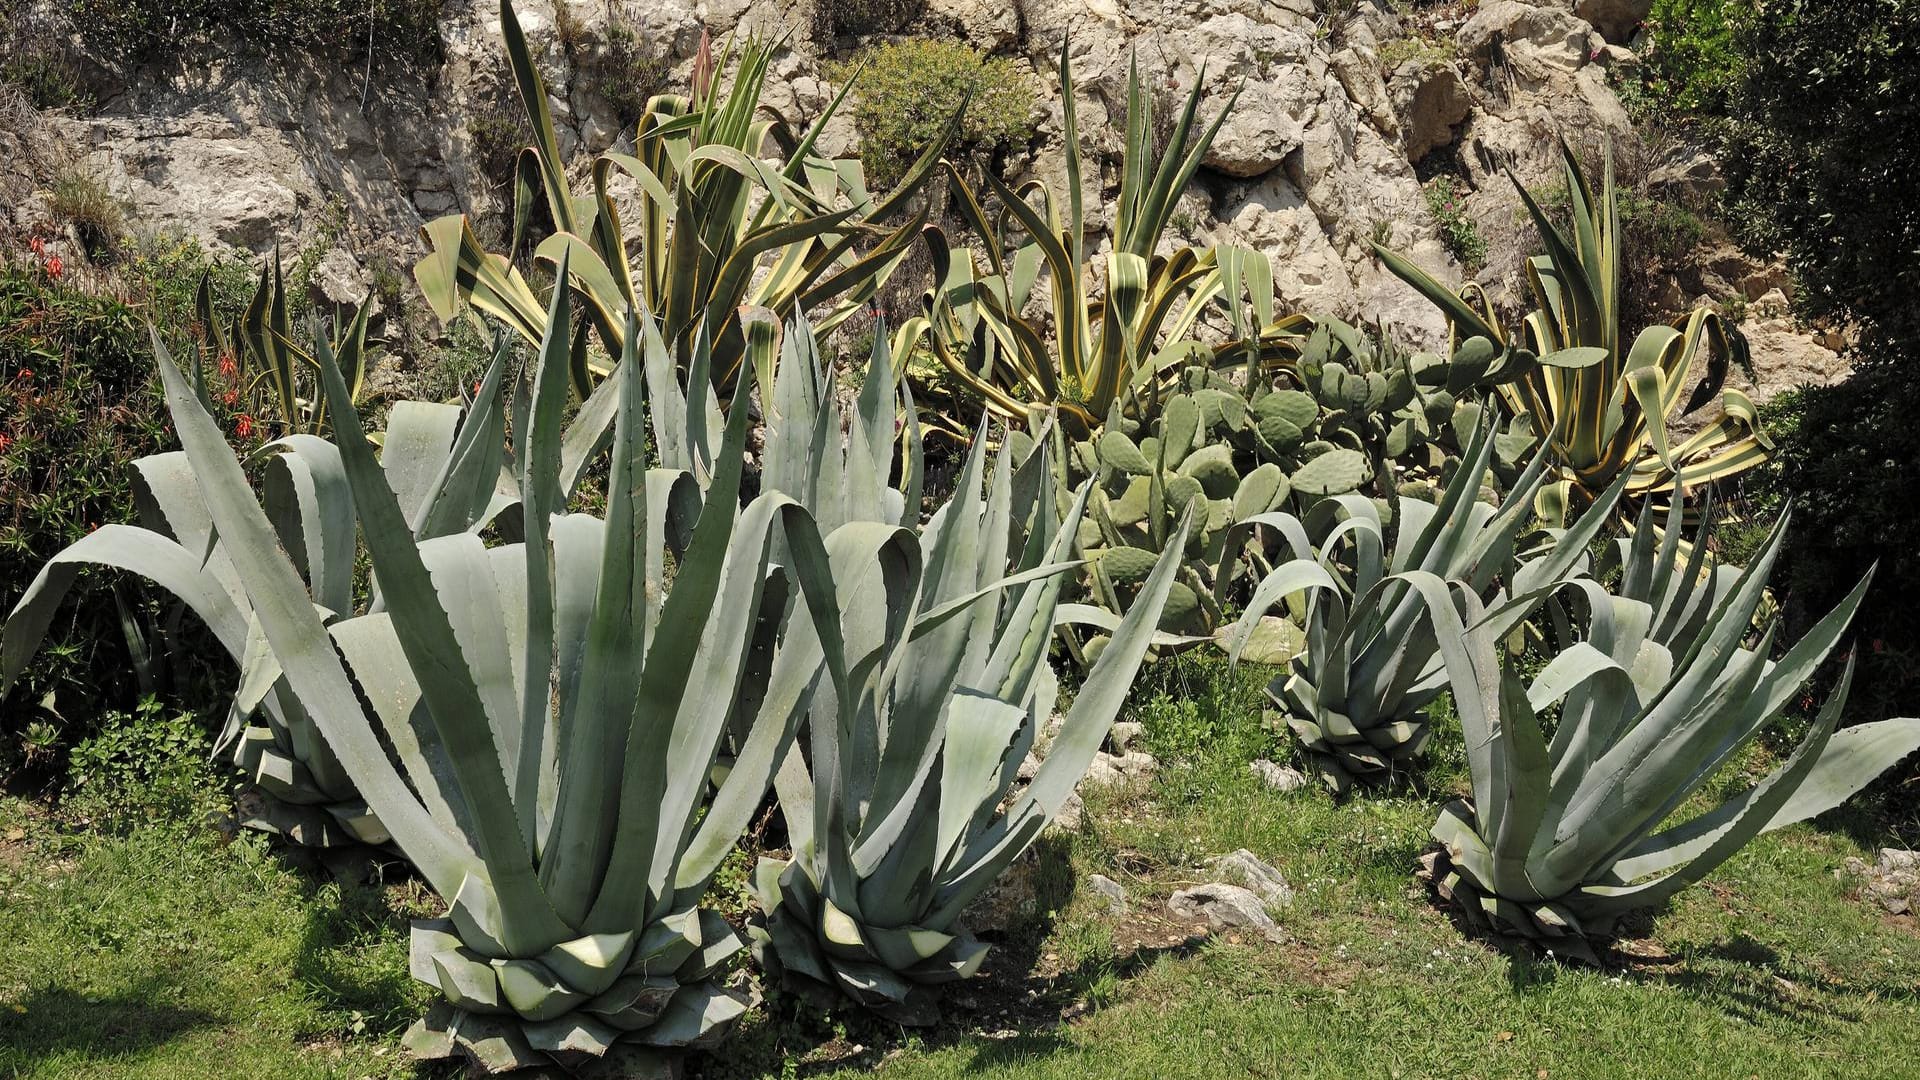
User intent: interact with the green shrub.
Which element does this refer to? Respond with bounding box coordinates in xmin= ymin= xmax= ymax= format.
xmin=0 ymin=0 xmax=92 ymax=111
xmin=829 ymin=39 xmax=1036 ymax=189
xmin=45 ymin=165 xmax=125 ymax=260
xmin=1422 ymin=175 xmax=1486 ymax=272
xmin=63 ymin=697 xmax=222 ymax=831
xmin=1721 ymin=0 xmax=1920 ymax=348
xmin=1712 ymin=1 xmax=1920 ymax=791
xmin=586 ymin=20 xmax=668 ymax=127
xmin=1613 ymin=0 xmax=1747 ymax=124
xmin=812 ymin=0 xmax=922 ymax=41
xmin=1377 ymin=35 xmax=1456 ymax=70
xmin=0 ymin=241 xmax=250 ymax=776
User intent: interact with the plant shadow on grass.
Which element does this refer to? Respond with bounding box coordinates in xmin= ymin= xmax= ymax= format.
xmin=281 ymin=845 xmax=435 ymax=1037
xmin=698 ymin=833 xmax=1209 ymax=1077
xmin=1473 ymin=897 xmax=1901 ymax=1028
xmin=0 ymin=982 xmax=216 ymax=1065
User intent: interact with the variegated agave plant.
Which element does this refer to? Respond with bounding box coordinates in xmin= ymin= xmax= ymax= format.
xmin=749 ymin=430 xmax=1191 ymax=1023
xmin=134 ymin=267 xmax=885 ymax=1072
xmin=1 ymin=326 xmax=519 ymax=853
xmin=417 ymin=0 xmax=946 ymax=401
xmin=1222 ymin=422 xmax=1626 ymax=795
xmin=1376 ymin=140 xmax=1767 ymax=525
xmin=1420 ymin=512 xmax=1920 ymax=958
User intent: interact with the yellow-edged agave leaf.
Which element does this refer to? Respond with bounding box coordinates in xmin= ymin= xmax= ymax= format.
xmin=1376 ymin=140 xmax=1767 ymax=520
xmin=908 ymin=44 xmax=1307 ymax=434
xmin=416 ymin=0 xmax=953 ymax=402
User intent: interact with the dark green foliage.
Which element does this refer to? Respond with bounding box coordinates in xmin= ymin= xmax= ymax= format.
xmin=1766 ymin=371 xmax=1920 ymax=729
xmin=64 ymin=0 xmax=446 ymax=71
xmin=1613 ymin=0 xmax=1747 ymax=124
xmin=829 ymin=39 xmax=1036 ymax=189
xmin=1711 ymin=1 xmax=1920 ymax=790
xmin=812 ymin=0 xmax=923 ymax=41
xmin=0 ymin=243 xmax=251 ymax=776
xmin=0 ymin=0 xmax=92 ymax=111
xmin=1720 ymin=0 xmax=1920 ymax=347
xmin=62 ymin=698 xmax=221 ymax=832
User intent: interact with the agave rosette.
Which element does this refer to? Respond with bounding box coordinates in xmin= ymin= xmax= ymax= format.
xmin=1422 ymin=511 xmax=1920 ymax=956
xmin=1221 ymin=421 xmax=1625 ymax=793
xmin=750 ymin=417 xmax=1191 ymax=1022
xmin=415 ymin=0 xmax=949 ymax=404
xmin=1376 ymin=141 xmax=1767 ymax=523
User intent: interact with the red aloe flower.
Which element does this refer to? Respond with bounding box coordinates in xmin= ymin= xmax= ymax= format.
xmin=217 ymin=353 xmax=238 ymax=380
xmin=0 ymin=433 xmax=11 ymax=452
xmin=45 ymin=255 xmax=62 ymax=279
xmin=234 ymin=413 xmax=256 ymax=439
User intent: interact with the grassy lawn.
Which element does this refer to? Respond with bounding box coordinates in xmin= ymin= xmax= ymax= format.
xmin=4 ymin=655 xmax=1917 ymax=1080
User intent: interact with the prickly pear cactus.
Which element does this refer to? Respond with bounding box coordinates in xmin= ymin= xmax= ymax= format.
xmin=1065 ymin=318 xmax=1474 ymax=654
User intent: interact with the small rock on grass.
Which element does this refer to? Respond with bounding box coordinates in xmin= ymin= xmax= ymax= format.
xmin=1250 ymin=759 xmax=1308 ymax=793
xmin=1168 ymin=883 xmax=1288 ymax=944
xmin=1085 ymin=873 xmax=1128 ymax=914
xmin=1843 ymin=848 xmax=1920 ymax=914
xmin=1209 ymin=849 xmax=1292 ymax=907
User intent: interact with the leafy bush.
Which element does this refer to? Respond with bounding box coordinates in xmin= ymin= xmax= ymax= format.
xmin=0 ymin=0 xmax=92 ymax=111
xmin=45 ymin=165 xmax=125 ymax=260
xmin=64 ymin=0 xmax=445 ymax=70
xmin=1422 ymin=175 xmax=1485 ymax=271
xmin=1613 ymin=0 xmax=1747 ymax=124
xmin=1721 ymin=0 xmax=1920 ymax=348
xmin=0 ymin=241 xmax=250 ymax=774
xmin=829 ymin=39 xmax=1036 ymax=189
xmin=1714 ymin=1 xmax=1920 ymax=767
xmin=812 ymin=0 xmax=922 ymax=41
xmin=62 ymin=697 xmax=221 ymax=831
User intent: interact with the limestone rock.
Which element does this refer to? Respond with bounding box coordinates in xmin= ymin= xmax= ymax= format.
xmin=1168 ymin=883 xmax=1287 ymax=944
xmin=1082 ymin=750 xmax=1157 ymax=789
xmin=1843 ymin=849 xmax=1920 ymax=915
xmin=1458 ymin=1 xmax=1603 ymax=74
xmin=1208 ymin=848 xmax=1293 ymax=907
xmin=307 ymin=247 xmax=370 ymax=311
xmin=1650 ymin=150 xmax=1725 ymax=203
xmin=1574 ymin=0 xmax=1653 ymax=43
xmin=1389 ymin=58 xmax=1472 ymax=163
xmin=1250 ymin=759 xmax=1309 ymax=793
xmin=1085 ymin=873 xmax=1128 ymax=914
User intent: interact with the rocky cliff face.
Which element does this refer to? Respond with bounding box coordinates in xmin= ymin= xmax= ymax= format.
xmin=7 ymin=0 xmax=1849 ymax=392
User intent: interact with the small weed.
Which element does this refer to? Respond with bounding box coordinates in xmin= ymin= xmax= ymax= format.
xmin=46 ymin=165 xmax=125 ymax=260
xmin=1423 ymin=175 xmax=1486 ymax=272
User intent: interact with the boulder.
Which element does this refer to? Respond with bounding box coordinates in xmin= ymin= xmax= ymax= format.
xmin=1574 ymin=0 xmax=1653 ymax=43
xmin=1085 ymin=873 xmax=1128 ymax=914
xmin=1168 ymin=883 xmax=1287 ymax=944
xmin=1208 ymin=849 xmax=1293 ymax=907
xmin=1389 ymin=58 xmax=1472 ymax=162
xmin=1250 ymin=759 xmax=1309 ymax=793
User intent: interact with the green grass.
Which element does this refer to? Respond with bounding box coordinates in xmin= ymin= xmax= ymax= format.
xmin=4 ymin=655 xmax=1919 ymax=1079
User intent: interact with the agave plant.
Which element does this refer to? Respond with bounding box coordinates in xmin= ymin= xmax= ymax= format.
xmin=1221 ymin=421 xmax=1627 ymax=794
xmin=2 ymin=327 xmax=512 ymax=852
xmin=900 ymin=49 xmax=1311 ymax=432
xmin=1419 ymin=513 xmax=1920 ymax=957
xmin=137 ymin=262 xmax=891 ymax=1070
xmin=749 ymin=427 xmax=1191 ymax=1022
xmin=1376 ymin=141 xmax=1766 ymax=523
xmin=416 ymin=0 xmax=948 ymax=400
